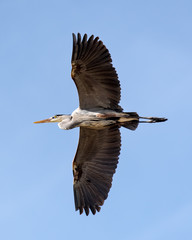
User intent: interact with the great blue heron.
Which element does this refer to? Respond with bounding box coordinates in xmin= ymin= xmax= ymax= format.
xmin=34 ymin=33 xmax=167 ymax=216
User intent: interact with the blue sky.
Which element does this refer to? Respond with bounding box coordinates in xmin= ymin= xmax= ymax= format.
xmin=0 ymin=0 xmax=192 ymax=239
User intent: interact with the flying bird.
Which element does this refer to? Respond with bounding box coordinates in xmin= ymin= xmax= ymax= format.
xmin=34 ymin=33 xmax=167 ymax=216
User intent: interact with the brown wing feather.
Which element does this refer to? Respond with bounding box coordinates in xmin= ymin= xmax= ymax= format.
xmin=73 ymin=125 xmax=121 ymax=215
xmin=71 ymin=33 xmax=122 ymax=111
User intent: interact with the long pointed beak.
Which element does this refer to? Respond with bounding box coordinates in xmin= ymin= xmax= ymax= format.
xmin=34 ymin=118 xmax=52 ymax=124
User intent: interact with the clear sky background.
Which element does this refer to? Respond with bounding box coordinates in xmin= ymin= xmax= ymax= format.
xmin=0 ymin=0 xmax=192 ymax=239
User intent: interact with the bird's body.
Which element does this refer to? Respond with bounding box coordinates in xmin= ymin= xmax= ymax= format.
xmin=34 ymin=33 xmax=167 ymax=216
xmin=58 ymin=107 xmax=139 ymax=130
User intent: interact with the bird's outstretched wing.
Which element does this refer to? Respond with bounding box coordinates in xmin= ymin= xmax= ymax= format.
xmin=73 ymin=125 xmax=121 ymax=215
xmin=71 ymin=33 xmax=122 ymax=111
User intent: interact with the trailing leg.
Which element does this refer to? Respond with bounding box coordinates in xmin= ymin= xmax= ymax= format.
xmin=139 ymin=116 xmax=167 ymax=123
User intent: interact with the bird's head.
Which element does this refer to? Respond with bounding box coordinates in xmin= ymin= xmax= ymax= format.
xmin=34 ymin=114 xmax=71 ymax=124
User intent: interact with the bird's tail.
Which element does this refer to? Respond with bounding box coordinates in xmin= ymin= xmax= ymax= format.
xmin=119 ymin=112 xmax=139 ymax=130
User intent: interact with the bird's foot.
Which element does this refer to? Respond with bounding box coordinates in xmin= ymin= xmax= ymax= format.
xmin=139 ymin=116 xmax=168 ymax=123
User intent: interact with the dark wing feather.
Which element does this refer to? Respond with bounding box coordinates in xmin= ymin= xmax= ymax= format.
xmin=73 ymin=125 xmax=121 ymax=215
xmin=71 ymin=33 xmax=122 ymax=111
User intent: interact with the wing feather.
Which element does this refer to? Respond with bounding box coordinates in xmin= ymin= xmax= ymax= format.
xmin=73 ymin=125 xmax=121 ymax=215
xmin=71 ymin=33 xmax=122 ymax=111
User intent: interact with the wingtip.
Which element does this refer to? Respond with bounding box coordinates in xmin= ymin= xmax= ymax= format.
xmin=72 ymin=33 xmax=76 ymax=41
xmin=77 ymin=32 xmax=81 ymax=39
xmin=76 ymin=204 xmax=102 ymax=216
